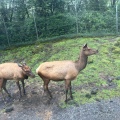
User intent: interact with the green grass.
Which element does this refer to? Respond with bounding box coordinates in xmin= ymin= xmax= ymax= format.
xmin=0 ymin=36 xmax=120 ymax=107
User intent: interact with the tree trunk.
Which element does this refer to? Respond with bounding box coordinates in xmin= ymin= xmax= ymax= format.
xmin=2 ymin=17 xmax=10 ymax=47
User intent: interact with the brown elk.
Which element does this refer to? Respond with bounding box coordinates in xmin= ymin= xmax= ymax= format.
xmin=0 ymin=62 xmax=35 ymax=100
xmin=36 ymin=44 xmax=98 ymax=103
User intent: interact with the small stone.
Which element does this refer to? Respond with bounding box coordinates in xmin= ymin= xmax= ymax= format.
xmin=107 ymin=77 xmax=114 ymax=83
xmin=31 ymin=91 xmax=37 ymax=94
xmin=5 ymin=106 xmax=14 ymax=113
xmin=91 ymin=88 xmax=98 ymax=95
xmin=55 ymin=91 xmax=59 ymax=94
xmin=85 ymin=93 xmax=91 ymax=98
xmin=108 ymin=82 xmax=115 ymax=86
xmin=116 ymin=76 xmax=120 ymax=80
xmin=102 ymin=84 xmax=108 ymax=88
xmin=75 ymin=103 xmax=79 ymax=107
xmin=95 ymin=98 xmax=101 ymax=102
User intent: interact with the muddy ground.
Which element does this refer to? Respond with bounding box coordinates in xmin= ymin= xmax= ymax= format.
xmin=0 ymin=79 xmax=69 ymax=120
xmin=0 ymin=79 xmax=120 ymax=120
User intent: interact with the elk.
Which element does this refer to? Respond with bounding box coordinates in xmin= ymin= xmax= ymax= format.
xmin=0 ymin=62 xmax=35 ymax=100
xmin=36 ymin=44 xmax=98 ymax=103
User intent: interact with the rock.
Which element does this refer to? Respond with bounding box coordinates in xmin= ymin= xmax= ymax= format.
xmin=107 ymin=77 xmax=114 ymax=83
xmin=55 ymin=91 xmax=59 ymax=94
xmin=116 ymin=76 xmax=120 ymax=80
xmin=108 ymin=82 xmax=115 ymax=86
xmin=31 ymin=91 xmax=37 ymax=94
xmin=5 ymin=106 xmax=14 ymax=113
xmin=95 ymin=98 xmax=101 ymax=102
xmin=91 ymin=88 xmax=98 ymax=95
xmin=102 ymin=84 xmax=109 ymax=88
xmin=85 ymin=93 xmax=91 ymax=98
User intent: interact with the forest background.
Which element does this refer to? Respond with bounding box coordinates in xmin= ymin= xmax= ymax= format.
xmin=0 ymin=0 xmax=120 ymax=48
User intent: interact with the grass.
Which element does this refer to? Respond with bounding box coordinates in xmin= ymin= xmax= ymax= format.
xmin=0 ymin=36 xmax=120 ymax=108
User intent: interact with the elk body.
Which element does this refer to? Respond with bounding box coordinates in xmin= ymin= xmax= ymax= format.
xmin=0 ymin=62 xmax=35 ymax=100
xmin=36 ymin=44 xmax=98 ymax=103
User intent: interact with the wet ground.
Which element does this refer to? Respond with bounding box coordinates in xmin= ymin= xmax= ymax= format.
xmin=0 ymin=80 xmax=120 ymax=120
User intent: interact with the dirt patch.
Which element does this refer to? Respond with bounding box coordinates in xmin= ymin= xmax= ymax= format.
xmin=0 ymin=80 xmax=65 ymax=120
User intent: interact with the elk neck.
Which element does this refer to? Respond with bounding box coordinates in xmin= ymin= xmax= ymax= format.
xmin=75 ymin=51 xmax=88 ymax=72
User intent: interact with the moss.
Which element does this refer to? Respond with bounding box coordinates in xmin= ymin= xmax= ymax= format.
xmin=112 ymin=47 xmax=120 ymax=54
xmin=114 ymin=39 xmax=120 ymax=47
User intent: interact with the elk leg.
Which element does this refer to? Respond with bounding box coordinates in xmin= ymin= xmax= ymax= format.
xmin=69 ymin=81 xmax=73 ymax=99
xmin=0 ymin=88 xmax=5 ymax=102
xmin=0 ymin=79 xmax=6 ymax=102
xmin=65 ymin=80 xmax=71 ymax=104
xmin=16 ymin=81 xmax=22 ymax=98
xmin=21 ymin=80 xmax=26 ymax=95
xmin=2 ymin=80 xmax=11 ymax=97
xmin=43 ymin=79 xmax=52 ymax=98
xmin=65 ymin=88 xmax=68 ymax=104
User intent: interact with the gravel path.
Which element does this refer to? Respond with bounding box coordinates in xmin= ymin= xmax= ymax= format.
xmin=51 ymin=98 xmax=120 ymax=120
xmin=1 ymin=97 xmax=120 ymax=120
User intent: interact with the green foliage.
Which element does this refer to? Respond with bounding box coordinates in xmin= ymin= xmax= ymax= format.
xmin=79 ymin=10 xmax=115 ymax=33
xmin=112 ymin=47 xmax=120 ymax=54
xmin=0 ymin=0 xmax=120 ymax=48
xmin=39 ymin=13 xmax=75 ymax=37
xmin=114 ymin=38 xmax=120 ymax=47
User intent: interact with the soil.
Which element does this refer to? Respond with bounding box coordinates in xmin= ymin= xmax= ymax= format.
xmin=0 ymin=79 xmax=120 ymax=120
xmin=0 ymin=80 xmax=66 ymax=120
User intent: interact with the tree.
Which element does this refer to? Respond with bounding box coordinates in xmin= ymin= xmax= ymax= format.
xmin=0 ymin=0 xmax=120 ymax=48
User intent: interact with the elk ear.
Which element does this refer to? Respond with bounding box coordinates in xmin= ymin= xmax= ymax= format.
xmin=83 ymin=43 xmax=87 ymax=48
xmin=17 ymin=63 xmax=23 ymax=67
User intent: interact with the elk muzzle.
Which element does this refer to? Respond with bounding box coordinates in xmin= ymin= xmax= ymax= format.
xmin=27 ymin=72 xmax=35 ymax=78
